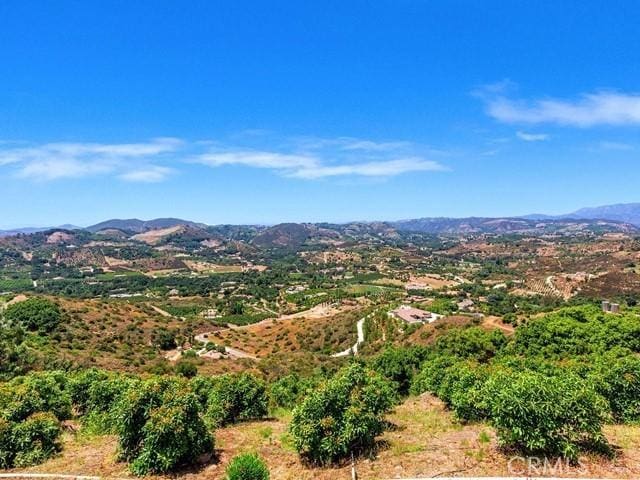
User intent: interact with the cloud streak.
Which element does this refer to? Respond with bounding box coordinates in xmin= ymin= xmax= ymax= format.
xmin=485 ymin=91 xmax=640 ymax=127
xmin=0 ymin=138 xmax=181 ymax=181
xmin=0 ymin=135 xmax=447 ymax=182
xmin=193 ymin=137 xmax=447 ymax=179
xmin=516 ymin=131 xmax=549 ymax=141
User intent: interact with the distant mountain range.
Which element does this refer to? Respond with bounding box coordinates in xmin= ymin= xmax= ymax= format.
xmin=0 ymin=224 xmax=81 ymax=237
xmin=85 ymin=218 xmax=207 ymax=234
xmin=3 ymin=202 xmax=640 ymax=239
xmin=523 ymin=203 xmax=640 ymax=225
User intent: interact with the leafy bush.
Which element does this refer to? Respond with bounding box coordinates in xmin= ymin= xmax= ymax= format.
xmin=0 ymin=371 xmax=71 ymax=422
xmin=3 ymin=297 xmax=62 ymax=333
xmin=153 ymin=328 xmax=177 ymax=350
xmin=225 ymin=453 xmax=269 ymax=480
xmin=512 ymin=305 xmax=640 ymax=358
xmin=175 ymin=361 xmax=198 ymax=378
xmin=0 ymin=412 xmax=62 ymax=468
xmin=11 ymin=412 xmax=62 ymax=467
xmin=370 ymin=346 xmax=428 ymax=395
xmin=432 ymin=326 xmax=506 ymax=362
xmin=591 ymin=354 xmax=640 ymax=423
xmin=68 ymin=368 xmax=110 ymax=415
xmin=268 ymin=373 xmax=315 ymax=410
xmin=289 ymin=363 xmax=396 ymax=465
xmin=0 ymin=327 xmax=32 ymax=381
xmin=68 ymin=369 xmax=132 ymax=433
xmin=411 ymin=357 xmax=489 ymax=421
xmin=410 ymin=354 xmax=456 ymax=396
xmin=485 ymin=370 xmax=608 ymax=460
xmin=114 ymin=377 xmax=213 ymax=475
xmin=205 ymin=373 xmax=268 ymax=426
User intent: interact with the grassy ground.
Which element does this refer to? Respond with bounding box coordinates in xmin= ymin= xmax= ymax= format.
xmin=10 ymin=394 xmax=640 ymax=479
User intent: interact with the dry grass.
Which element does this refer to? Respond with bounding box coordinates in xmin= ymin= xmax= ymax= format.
xmin=11 ymin=394 xmax=640 ymax=479
xmin=210 ymin=307 xmax=362 ymax=357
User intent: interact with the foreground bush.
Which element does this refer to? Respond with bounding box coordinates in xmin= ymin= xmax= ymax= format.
xmin=115 ymin=377 xmax=213 ymax=475
xmin=268 ymin=373 xmax=316 ymax=410
xmin=0 ymin=371 xmax=71 ymax=422
xmin=370 ymin=346 xmax=428 ymax=396
xmin=591 ymin=354 xmax=640 ymax=423
xmin=0 ymin=412 xmax=62 ymax=468
xmin=289 ymin=363 xmax=396 ymax=465
xmin=204 ymin=373 xmax=268 ymax=426
xmin=68 ymin=369 xmax=132 ymax=434
xmin=486 ymin=371 xmax=608 ymax=460
xmin=225 ymin=453 xmax=269 ymax=480
xmin=411 ymin=357 xmax=489 ymax=421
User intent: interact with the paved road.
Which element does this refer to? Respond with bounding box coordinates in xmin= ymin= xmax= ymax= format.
xmin=331 ymin=313 xmax=370 ymax=357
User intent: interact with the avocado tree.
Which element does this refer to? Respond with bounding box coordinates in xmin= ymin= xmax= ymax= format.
xmin=289 ymin=363 xmax=396 ymax=465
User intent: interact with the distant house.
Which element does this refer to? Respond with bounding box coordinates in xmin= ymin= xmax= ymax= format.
xmin=201 ymin=308 xmax=220 ymax=319
xmin=389 ymin=305 xmax=442 ymax=324
xmin=457 ymin=298 xmax=475 ymax=311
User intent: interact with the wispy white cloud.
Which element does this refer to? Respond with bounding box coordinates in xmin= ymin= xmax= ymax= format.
xmin=0 ymin=138 xmax=180 ymax=182
xmin=288 ymin=158 xmax=445 ymax=179
xmin=598 ymin=141 xmax=635 ymax=151
xmin=516 ymin=131 xmax=549 ymax=141
xmin=193 ymin=137 xmax=447 ymax=179
xmin=119 ymin=166 xmax=175 ymax=183
xmin=196 ymin=151 xmax=317 ymax=170
xmin=1 ymin=135 xmax=448 ymax=182
xmin=483 ymin=90 xmax=640 ymax=127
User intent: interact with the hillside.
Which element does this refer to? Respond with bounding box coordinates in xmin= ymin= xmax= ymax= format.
xmin=86 ymin=218 xmax=207 ymax=233
xmin=566 ymin=203 xmax=640 ymax=226
xmin=392 ymin=216 xmax=638 ymax=234
xmin=251 ymin=223 xmax=339 ymax=248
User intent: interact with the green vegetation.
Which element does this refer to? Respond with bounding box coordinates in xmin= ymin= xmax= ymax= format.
xmin=289 ymin=363 xmax=397 ymax=465
xmin=225 ymin=453 xmax=270 ymax=480
xmin=203 ymin=373 xmax=268 ymax=426
xmin=115 ymin=377 xmax=212 ymax=475
xmin=4 ymin=297 xmax=61 ymax=333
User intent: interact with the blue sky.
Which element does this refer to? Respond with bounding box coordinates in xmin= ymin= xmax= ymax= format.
xmin=1 ymin=1 xmax=640 ymax=228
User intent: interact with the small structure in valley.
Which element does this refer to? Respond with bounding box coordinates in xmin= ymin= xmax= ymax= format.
xmin=602 ymin=300 xmax=620 ymax=313
xmin=389 ymin=305 xmax=442 ymax=324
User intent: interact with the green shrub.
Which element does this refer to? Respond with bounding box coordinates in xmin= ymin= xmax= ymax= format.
xmin=432 ymin=326 xmax=506 ymax=362
xmin=512 ymin=305 xmax=640 ymax=358
xmin=485 ymin=370 xmax=608 ymax=460
xmin=0 ymin=418 xmax=14 ymax=468
xmin=370 ymin=346 xmax=428 ymax=395
xmin=115 ymin=377 xmax=213 ymax=475
xmin=268 ymin=374 xmax=315 ymax=410
xmin=0 ymin=371 xmax=71 ymax=422
xmin=68 ymin=368 xmax=110 ymax=415
xmin=289 ymin=363 xmax=396 ymax=465
xmin=11 ymin=412 xmax=62 ymax=467
xmin=591 ymin=354 xmax=640 ymax=423
xmin=175 ymin=361 xmax=198 ymax=378
xmin=411 ymin=357 xmax=489 ymax=422
xmin=68 ymin=370 xmax=132 ymax=434
xmin=205 ymin=373 xmax=267 ymax=426
xmin=4 ymin=297 xmax=62 ymax=333
xmin=225 ymin=453 xmax=269 ymax=480
xmin=0 ymin=327 xmax=32 ymax=381
xmin=410 ymin=355 xmax=455 ymax=396
xmin=0 ymin=412 xmax=62 ymax=468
